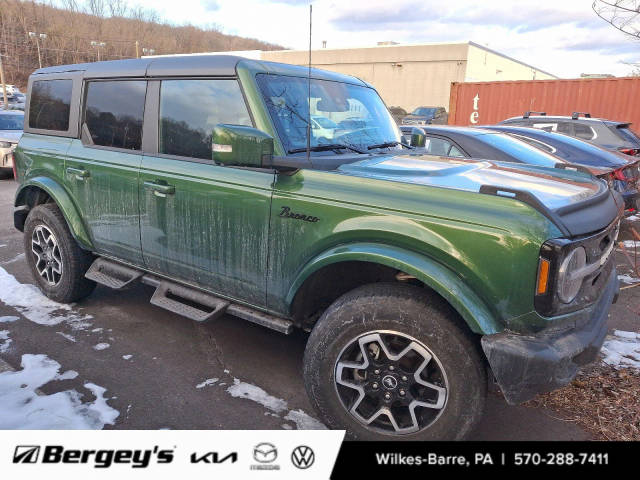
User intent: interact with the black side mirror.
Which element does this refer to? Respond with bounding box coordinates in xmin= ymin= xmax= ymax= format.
xmin=410 ymin=127 xmax=427 ymax=147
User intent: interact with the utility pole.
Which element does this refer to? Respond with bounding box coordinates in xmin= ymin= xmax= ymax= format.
xmin=135 ymin=40 xmax=140 ymax=59
xmin=0 ymin=54 xmax=8 ymax=110
xmin=91 ymin=41 xmax=106 ymax=61
xmin=28 ymin=32 xmax=47 ymax=69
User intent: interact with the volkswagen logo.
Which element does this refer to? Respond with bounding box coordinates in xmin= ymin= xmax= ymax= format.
xmin=382 ymin=375 xmax=398 ymax=390
xmin=291 ymin=445 xmax=315 ymax=469
xmin=253 ymin=443 xmax=277 ymax=463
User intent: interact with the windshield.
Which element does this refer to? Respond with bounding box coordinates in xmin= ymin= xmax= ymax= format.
xmin=256 ymin=74 xmax=400 ymax=154
xmin=0 ymin=114 xmax=23 ymax=130
xmin=481 ymin=133 xmax=562 ymax=167
xmin=616 ymin=125 xmax=640 ymax=144
xmin=412 ymin=107 xmax=437 ymax=117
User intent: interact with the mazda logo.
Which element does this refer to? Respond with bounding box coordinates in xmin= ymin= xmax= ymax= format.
xmin=382 ymin=375 xmax=398 ymax=389
xmin=253 ymin=443 xmax=277 ymax=463
xmin=291 ymin=445 xmax=315 ymax=469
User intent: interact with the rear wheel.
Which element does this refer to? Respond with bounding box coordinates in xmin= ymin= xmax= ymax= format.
xmin=24 ymin=203 xmax=96 ymax=303
xmin=303 ymin=283 xmax=487 ymax=440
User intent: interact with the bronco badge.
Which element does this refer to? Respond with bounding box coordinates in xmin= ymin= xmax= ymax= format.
xmin=279 ymin=206 xmax=319 ymax=223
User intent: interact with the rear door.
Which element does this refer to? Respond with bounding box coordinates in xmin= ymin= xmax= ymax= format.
xmin=64 ymin=80 xmax=146 ymax=264
xmin=138 ymin=78 xmax=273 ymax=307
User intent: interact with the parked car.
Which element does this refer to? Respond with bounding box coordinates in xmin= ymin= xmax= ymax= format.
xmin=402 ymin=106 xmax=448 ymax=126
xmin=1 ymin=93 xmax=25 ymax=111
xmin=388 ymin=106 xmax=407 ymax=124
xmin=499 ymin=112 xmax=640 ymax=157
xmin=0 ymin=109 xmax=24 ymax=177
xmin=483 ymin=125 xmax=639 ymax=213
xmin=2 ymin=84 xmax=21 ymax=95
xmin=15 ymin=56 xmax=623 ymax=440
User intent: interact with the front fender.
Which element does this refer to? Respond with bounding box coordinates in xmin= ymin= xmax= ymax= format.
xmin=14 ymin=176 xmax=93 ymax=250
xmin=286 ymin=242 xmax=502 ymax=335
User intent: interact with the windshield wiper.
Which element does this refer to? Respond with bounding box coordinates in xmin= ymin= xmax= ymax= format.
xmin=288 ymin=143 xmax=367 ymax=154
xmin=367 ymin=140 xmax=413 ymax=150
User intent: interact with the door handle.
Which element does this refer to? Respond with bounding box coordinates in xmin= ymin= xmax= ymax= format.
xmin=66 ymin=167 xmax=90 ymax=180
xmin=144 ymin=181 xmax=175 ymax=196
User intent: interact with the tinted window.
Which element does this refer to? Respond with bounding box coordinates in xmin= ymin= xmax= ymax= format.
xmin=573 ymin=123 xmax=595 ymax=140
xmin=424 ymin=136 xmax=456 ymax=156
xmin=84 ymin=80 xmax=146 ymax=150
xmin=159 ymin=79 xmax=251 ymax=160
xmin=28 ymin=79 xmax=72 ymax=131
xmin=556 ymin=123 xmax=573 ymax=135
xmin=480 ymin=133 xmax=560 ymax=167
xmin=615 ymin=126 xmax=640 ymax=144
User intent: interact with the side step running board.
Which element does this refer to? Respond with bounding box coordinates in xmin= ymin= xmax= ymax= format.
xmin=150 ymin=280 xmax=229 ymax=322
xmin=85 ymin=258 xmax=143 ymax=290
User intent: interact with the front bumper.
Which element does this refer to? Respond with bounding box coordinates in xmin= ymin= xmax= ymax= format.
xmin=481 ymin=266 xmax=618 ymax=405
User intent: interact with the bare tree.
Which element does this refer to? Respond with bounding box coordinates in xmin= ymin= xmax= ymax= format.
xmin=593 ymin=0 xmax=640 ymax=38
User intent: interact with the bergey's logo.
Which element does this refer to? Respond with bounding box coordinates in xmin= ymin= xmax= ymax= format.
xmin=13 ymin=446 xmax=40 ymax=464
xmin=279 ymin=206 xmax=319 ymax=223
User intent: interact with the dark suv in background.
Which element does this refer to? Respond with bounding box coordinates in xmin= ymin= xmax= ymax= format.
xmin=402 ymin=106 xmax=448 ymax=126
xmin=500 ymin=112 xmax=640 ymax=156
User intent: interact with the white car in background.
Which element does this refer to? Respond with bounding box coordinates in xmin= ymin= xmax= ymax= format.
xmin=311 ymin=115 xmax=339 ymax=141
xmin=0 ymin=110 xmax=24 ymax=177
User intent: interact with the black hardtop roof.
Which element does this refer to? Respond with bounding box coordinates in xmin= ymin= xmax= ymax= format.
xmin=30 ymin=54 xmax=368 ymax=85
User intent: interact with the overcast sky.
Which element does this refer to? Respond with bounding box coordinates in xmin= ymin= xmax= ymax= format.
xmin=104 ymin=0 xmax=640 ymax=77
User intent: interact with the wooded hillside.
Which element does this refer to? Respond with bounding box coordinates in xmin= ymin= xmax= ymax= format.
xmin=0 ymin=0 xmax=283 ymax=88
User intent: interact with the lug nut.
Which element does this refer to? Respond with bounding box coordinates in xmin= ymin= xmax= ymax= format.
xmin=372 ymin=382 xmax=379 ymax=389
xmin=401 ymin=376 xmax=408 ymax=382
xmin=399 ymin=389 xmax=406 ymax=396
xmin=374 ymin=369 xmax=380 ymax=375
xmin=389 ymin=366 xmax=394 ymax=371
xmin=384 ymin=392 xmax=391 ymax=400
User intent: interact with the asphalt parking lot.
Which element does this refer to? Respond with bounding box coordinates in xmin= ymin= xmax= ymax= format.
xmin=0 ymin=176 xmax=638 ymax=438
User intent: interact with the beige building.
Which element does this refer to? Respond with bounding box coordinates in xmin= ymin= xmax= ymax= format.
xmin=260 ymin=41 xmax=556 ymax=113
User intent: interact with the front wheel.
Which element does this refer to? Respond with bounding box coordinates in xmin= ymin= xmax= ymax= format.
xmin=303 ymin=283 xmax=487 ymax=440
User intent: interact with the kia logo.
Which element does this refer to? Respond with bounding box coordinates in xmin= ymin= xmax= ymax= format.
xmin=13 ymin=446 xmax=40 ymax=464
xmin=291 ymin=445 xmax=315 ymax=469
xmin=253 ymin=443 xmax=277 ymax=463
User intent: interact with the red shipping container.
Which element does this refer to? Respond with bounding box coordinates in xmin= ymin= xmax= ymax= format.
xmin=448 ymin=77 xmax=640 ymax=133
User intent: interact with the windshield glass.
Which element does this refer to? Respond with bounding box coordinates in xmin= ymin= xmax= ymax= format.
xmin=0 ymin=114 xmax=23 ymax=130
xmin=413 ymin=107 xmax=437 ymax=116
xmin=256 ymin=74 xmax=400 ymax=153
xmin=617 ymin=126 xmax=640 ymax=144
xmin=481 ymin=133 xmax=562 ymax=167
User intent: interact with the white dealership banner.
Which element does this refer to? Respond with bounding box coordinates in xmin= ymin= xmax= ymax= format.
xmin=0 ymin=430 xmax=345 ymax=479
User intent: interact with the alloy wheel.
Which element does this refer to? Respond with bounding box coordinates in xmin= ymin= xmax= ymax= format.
xmin=31 ymin=224 xmax=63 ymax=286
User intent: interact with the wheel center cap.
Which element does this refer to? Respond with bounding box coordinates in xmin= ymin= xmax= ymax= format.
xmin=381 ymin=374 xmax=398 ymax=390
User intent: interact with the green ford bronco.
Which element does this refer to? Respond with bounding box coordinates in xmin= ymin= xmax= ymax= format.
xmin=14 ymin=55 xmax=623 ymax=439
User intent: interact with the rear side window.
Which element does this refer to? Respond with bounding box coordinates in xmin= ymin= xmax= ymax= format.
xmin=424 ymin=136 xmax=463 ymax=157
xmin=29 ymin=79 xmax=72 ymax=131
xmin=158 ymin=79 xmax=251 ymax=160
xmin=573 ymin=123 xmax=595 ymax=140
xmin=84 ymin=80 xmax=146 ymax=150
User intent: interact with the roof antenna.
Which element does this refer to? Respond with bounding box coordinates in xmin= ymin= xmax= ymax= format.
xmin=306 ymin=3 xmax=312 ymax=162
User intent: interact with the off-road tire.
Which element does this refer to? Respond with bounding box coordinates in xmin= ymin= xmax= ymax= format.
xmin=24 ymin=203 xmax=96 ymax=303
xmin=303 ymin=283 xmax=487 ymax=440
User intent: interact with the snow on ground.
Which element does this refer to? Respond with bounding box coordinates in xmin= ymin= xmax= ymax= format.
xmin=621 ymin=240 xmax=640 ymax=249
xmin=196 ymin=378 xmax=219 ymax=389
xmin=56 ymin=332 xmax=76 ymax=342
xmin=601 ymin=330 xmax=640 ymax=370
xmin=93 ymin=343 xmax=110 ymax=351
xmin=626 ymin=215 xmax=638 ymax=222
xmin=0 ymin=266 xmax=92 ymax=329
xmin=122 ymin=354 xmax=133 ymax=360
xmin=2 ymin=253 xmax=25 ymax=265
xmin=0 ymin=354 xmax=119 ymax=429
xmin=226 ymin=377 xmax=326 ymax=429
xmin=619 ymin=274 xmax=640 ymax=284
xmin=0 ymin=331 xmax=11 ymax=353
xmin=0 ymin=316 xmax=19 ymax=323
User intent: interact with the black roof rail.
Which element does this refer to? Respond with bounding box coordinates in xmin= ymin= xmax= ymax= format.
xmin=571 ymin=112 xmax=591 ymax=120
xmin=554 ymin=163 xmax=593 ymax=175
xmin=523 ymin=111 xmax=546 ymax=119
xmin=478 ymin=185 xmax=570 ymax=236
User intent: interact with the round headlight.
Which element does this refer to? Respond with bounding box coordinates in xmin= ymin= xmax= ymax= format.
xmin=558 ymin=247 xmax=587 ymax=303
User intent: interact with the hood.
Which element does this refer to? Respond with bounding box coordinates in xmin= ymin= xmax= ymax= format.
xmin=0 ymin=130 xmax=22 ymax=143
xmin=338 ymin=154 xmax=622 ymax=236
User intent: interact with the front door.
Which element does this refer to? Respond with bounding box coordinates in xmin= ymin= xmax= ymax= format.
xmin=139 ymin=78 xmax=273 ymax=307
xmin=64 ymin=79 xmax=147 ymax=264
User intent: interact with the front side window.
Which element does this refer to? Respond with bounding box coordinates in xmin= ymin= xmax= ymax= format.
xmin=84 ymin=80 xmax=146 ymax=150
xmin=159 ymin=79 xmax=251 ymax=160
xmin=29 ymin=79 xmax=72 ymax=131
xmin=0 ymin=114 xmax=24 ymax=130
xmin=256 ymin=74 xmax=400 ymax=155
